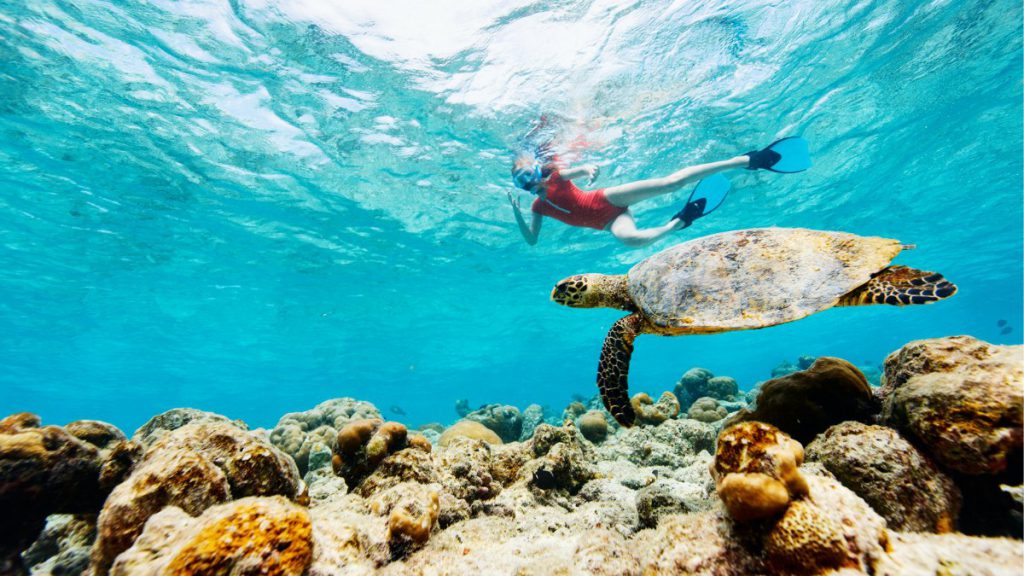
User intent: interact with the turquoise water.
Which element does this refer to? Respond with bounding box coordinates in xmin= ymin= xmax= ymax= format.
xmin=1 ymin=0 xmax=1021 ymax=433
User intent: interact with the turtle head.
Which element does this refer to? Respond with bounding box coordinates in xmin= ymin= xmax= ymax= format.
xmin=551 ymin=274 xmax=633 ymax=310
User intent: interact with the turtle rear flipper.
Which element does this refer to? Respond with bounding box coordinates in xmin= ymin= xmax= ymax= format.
xmin=837 ymin=265 xmax=957 ymax=307
xmin=598 ymin=314 xmax=645 ymax=427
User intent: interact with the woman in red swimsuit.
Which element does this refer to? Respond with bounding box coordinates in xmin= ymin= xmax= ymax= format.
xmin=507 ymin=144 xmax=783 ymax=247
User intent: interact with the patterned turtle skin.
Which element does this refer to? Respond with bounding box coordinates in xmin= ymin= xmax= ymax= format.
xmin=551 ymin=227 xmax=957 ymax=428
xmin=626 ymin=228 xmax=903 ymax=334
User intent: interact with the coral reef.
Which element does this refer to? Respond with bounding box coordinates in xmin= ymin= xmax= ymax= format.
xmin=806 ymin=421 xmax=960 ymax=532
xmin=630 ymin=391 xmax=680 ymax=426
xmin=725 ymin=357 xmax=878 ymax=444
xmin=7 ymin=332 xmax=1024 ymax=575
xmin=712 ymin=422 xmax=808 ymax=522
xmin=464 ymin=403 xmax=523 ymax=443
xmin=578 ymin=410 xmax=609 ymax=443
xmin=90 ymin=421 xmax=300 ymax=575
xmin=269 ymin=398 xmax=381 ymax=475
xmin=686 ymin=396 xmax=728 ymax=422
xmin=437 ymin=420 xmax=502 ymax=447
xmin=0 ymin=414 xmax=138 ymax=574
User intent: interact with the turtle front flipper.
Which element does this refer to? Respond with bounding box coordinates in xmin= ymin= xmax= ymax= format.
xmin=837 ymin=265 xmax=957 ymax=306
xmin=598 ymin=314 xmax=646 ymax=427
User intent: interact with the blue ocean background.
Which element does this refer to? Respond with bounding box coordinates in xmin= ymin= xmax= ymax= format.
xmin=1 ymin=0 xmax=1021 ymax=433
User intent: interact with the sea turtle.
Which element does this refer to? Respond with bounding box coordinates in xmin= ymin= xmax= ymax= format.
xmin=550 ymin=227 xmax=957 ymax=427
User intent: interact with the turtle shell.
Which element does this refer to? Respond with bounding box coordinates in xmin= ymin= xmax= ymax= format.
xmin=626 ymin=228 xmax=903 ymax=333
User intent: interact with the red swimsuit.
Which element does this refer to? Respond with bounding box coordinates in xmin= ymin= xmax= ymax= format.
xmin=530 ymin=169 xmax=627 ymax=230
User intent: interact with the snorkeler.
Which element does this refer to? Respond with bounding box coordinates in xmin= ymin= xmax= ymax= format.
xmin=508 ymin=137 xmax=810 ymax=247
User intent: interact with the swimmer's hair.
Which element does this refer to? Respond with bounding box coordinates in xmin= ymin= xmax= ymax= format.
xmin=511 ymin=150 xmax=538 ymax=173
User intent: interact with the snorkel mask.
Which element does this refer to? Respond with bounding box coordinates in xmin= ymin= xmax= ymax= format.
xmin=512 ymin=163 xmax=543 ymax=192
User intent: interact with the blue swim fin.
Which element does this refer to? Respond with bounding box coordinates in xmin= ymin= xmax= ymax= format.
xmin=674 ymin=173 xmax=731 ymax=228
xmin=746 ymin=136 xmax=811 ymax=173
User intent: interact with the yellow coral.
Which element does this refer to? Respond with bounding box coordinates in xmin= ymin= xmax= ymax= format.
xmin=166 ymin=497 xmax=313 ymax=576
xmin=386 ymin=490 xmax=440 ymax=557
xmin=712 ymin=422 xmax=808 ymax=523
xmin=630 ymin=391 xmax=680 ymax=426
xmin=717 ymin=472 xmax=790 ymax=522
xmin=438 ymin=420 xmax=502 ymax=447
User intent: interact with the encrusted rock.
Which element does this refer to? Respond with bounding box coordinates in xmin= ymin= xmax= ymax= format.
xmin=879 ymin=336 xmax=1023 ymax=476
xmin=630 ymin=391 xmax=680 ymax=426
xmin=370 ymin=483 xmax=441 ymax=559
xmin=572 ymin=528 xmax=641 ymax=576
xmin=91 ymin=421 xmax=301 ymax=575
xmin=636 ymin=481 xmax=689 ymax=528
xmin=464 ymin=404 xmax=522 ymax=443
xmin=109 ymin=496 xmax=312 ymax=575
xmin=21 ymin=514 xmax=96 ymax=576
xmin=712 ymin=422 xmax=808 ymax=522
xmin=599 ymin=418 xmax=714 ymax=468
xmin=806 ymin=421 xmax=960 ymax=532
xmin=0 ymin=414 xmax=134 ymax=573
xmin=724 ymin=357 xmax=878 ymax=444
xmin=437 ymin=420 xmax=502 ymax=447
xmin=522 ymin=424 xmax=595 ymax=494
xmin=133 ymin=408 xmax=245 ymax=449
xmin=877 ymin=531 xmax=1024 ymax=575
xmin=270 ymin=398 xmax=381 ymax=475
xmin=437 ymin=437 xmax=501 ymax=506
xmin=687 ymin=396 xmax=728 ymax=422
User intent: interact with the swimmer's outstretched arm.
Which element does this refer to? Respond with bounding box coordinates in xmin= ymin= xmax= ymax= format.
xmin=508 ymin=191 xmax=542 ymax=245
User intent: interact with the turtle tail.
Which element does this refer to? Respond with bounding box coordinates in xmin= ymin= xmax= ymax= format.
xmin=598 ymin=314 xmax=644 ymax=427
xmin=837 ymin=265 xmax=957 ymax=307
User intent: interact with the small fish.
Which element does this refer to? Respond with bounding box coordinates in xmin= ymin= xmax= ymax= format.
xmin=1000 ymin=326 xmax=1012 ymax=335
xmin=389 ymin=404 xmax=407 ymax=416
xmin=997 ymin=319 xmax=1008 ymax=327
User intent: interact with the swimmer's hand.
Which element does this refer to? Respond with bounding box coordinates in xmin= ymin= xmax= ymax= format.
xmin=581 ymin=164 xmax=599 ymax=186
xmin=507 ymin=189 xmax=521 ymax=210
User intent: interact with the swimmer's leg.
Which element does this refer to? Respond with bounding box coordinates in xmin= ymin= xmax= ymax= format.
xmin=603 ymin=156 xmax=748 ymax=207
xmin=608 ymin=211 xmax=681 ymax=248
